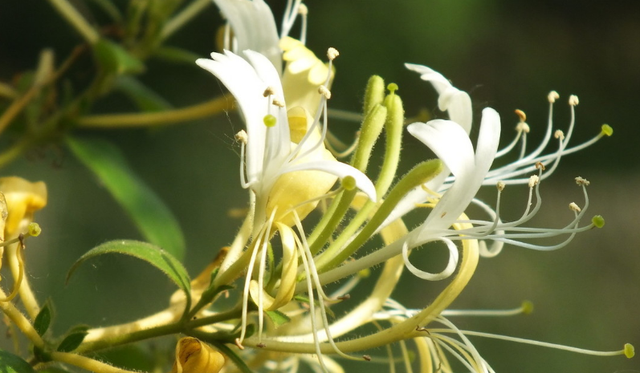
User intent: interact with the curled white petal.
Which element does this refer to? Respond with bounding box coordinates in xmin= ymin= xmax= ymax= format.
xmin=402 ymin=239 xmax=459 ymax=281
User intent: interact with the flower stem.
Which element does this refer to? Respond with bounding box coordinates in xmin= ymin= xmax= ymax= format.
xmin=51 ymin=352 xmax=138 ymax=373
xmin=45 ymin=0 xmax=99 ymax=44
xmin=77 ymin=96 xmax=233 ymax=128
xmin=0 ymin=288 xmax=44 ymax=348
xmin=161 ymin=0 xmax=212 ymax=41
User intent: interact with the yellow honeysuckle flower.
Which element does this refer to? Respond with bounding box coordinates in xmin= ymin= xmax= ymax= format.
xmin=170 ymin=337 xmax=225 ymax=373
xmin=0 ymin=177 xmax=47 ymax=237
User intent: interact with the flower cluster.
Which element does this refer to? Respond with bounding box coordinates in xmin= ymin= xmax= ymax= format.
xmin=190 ymin=0 xmax=632 ymax=372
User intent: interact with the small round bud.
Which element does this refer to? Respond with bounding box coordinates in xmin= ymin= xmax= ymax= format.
xmin=591 ymin=215 xmax=605 ymax=228
xmin=515 ymin=109 xmax=527 ymax=122
xmin=496 ymin=181 xmax=505 ymax=192
xmin=387 ymin=83 xmax=399 ymax=93
xmin=575 ymin=176 xmax=590 ymax=186
xmin=318 ymin=85 xmax=331 ymax=99
xmin=528 ymin=175 xmax=539 ymax=188
xmin=569 ymin=95 xmax=579 ymax=106
xmin=624 ymin=343 xmax=635 ymax=359
xmin=28 ymin=222 xmax=41 ymax=237
xmin=548 ymin=91 xmax=560 ymax=103
xmin=263 ymin=114 xmax=277 ymax=127
xmin=327 ymin=47 xmax=339 ymax=60
xmin=521 ymin=300 xmax=534 ymax=315
xmin=601 ymin=124 xmax=613 ymax=137
xmin=569 ymin=202 xmax=581 ymax=212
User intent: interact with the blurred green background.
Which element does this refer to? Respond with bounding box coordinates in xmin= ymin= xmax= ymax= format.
xmin=1 ymin=0 xmax=639 ymax=372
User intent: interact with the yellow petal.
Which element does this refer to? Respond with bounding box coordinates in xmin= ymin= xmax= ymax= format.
xmin=0 ymin=177 xmax=47 ymax=236
xmin=171 ymin=337 xmax=225 ymax=373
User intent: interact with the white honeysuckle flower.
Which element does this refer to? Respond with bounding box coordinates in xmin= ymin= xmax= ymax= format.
xmin=213 ymin=0 xmax=282 ymax=71
xmin=197 ymin=50 xmax=376 ymax=228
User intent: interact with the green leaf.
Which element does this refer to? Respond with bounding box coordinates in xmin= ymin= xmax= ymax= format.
xmin=66 ymin=240 xmax=191 ymax=306
xmin=93 ymin=39 xmax=144 ymax=75
xmin=153 ymin=46 xmax=202 ymax=65
xmin=56 ymin=326 xmax=89 ymax=353
xmin=33 ymin=300 xmax=54 ymax=337
xmin=67 ymin=137 xmax=185 ymax=260
xmin=265 ymin=310 xmax=290 ymax=328
xmin=0 ymin=350 xmax=36 ymax=373
xmin=115 ymin=76 xmax=173 ymax=112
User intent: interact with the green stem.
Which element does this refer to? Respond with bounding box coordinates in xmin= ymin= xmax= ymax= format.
xmin=77 ymin=96 xmax=232 ymax=128
xmin=161 ymin=0 xmax=212 ymax=41
xmin=51 ymin=352 xmax=138 ymax=373
xmin=46 ymin=0 xmax=100 ymax=44
xmin=77 ymin=321 xmax=182 ymax=353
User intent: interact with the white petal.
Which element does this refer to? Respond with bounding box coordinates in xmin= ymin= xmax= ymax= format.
xmin=475 ymin=108 xmax=501 ymax=172
xmin=408 ymin=120 xmax=474 ymax=178
xmin=283 ymin=161 xmax=377 ymax=202
xmin=406 ymin=63 xmax=472 ymax=133
xmin=213 ymin=0 xmax=282 ymax=72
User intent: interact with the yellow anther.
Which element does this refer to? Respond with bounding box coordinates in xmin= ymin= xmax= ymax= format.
xmin=554 ymin=129 xmax=565 ymax=140
xmin=575 ymin=176 xmax=590 ymax=186
xmin=297 ymin=3 xmax=308 ymax=15
xmin=569 ymin=95 xmax=579 ymax=106
xmin=535 ymin=161 xmax=546 ymax=171
xmin=263 ymin=87 xmax=276 ymax=97
xmin=601 ymin=124 xmax=613 ymax=137
xmin=496 ymin=181 xmax=505 ymax=192
xmin=235 ymin=130 xmax=248 ymax=144
xmin=528 ymin=175 xmax=540 ymax=188
xmin=272 ymin=98 xmax=285 ymax=108
xmin=521 ymin=300 xmax=534 ymax=315
xmin=318 ymin=85 xmax=331 ymax=99
xmin=548 ymin=91 xmax=560 ymax=103
xmin=516 ymin=121 xmax=530 ymax=133
xmin=569 ymin=202 xmax=581 ymax=212
xmin=515 ymin=109 xmax=527 ymax=122
xmin=327 ymin=47 xmax=339 ymax=61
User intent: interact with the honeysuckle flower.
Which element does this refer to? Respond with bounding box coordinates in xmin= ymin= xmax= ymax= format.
xmin=170 ymin=337 xmax=226 ymax=373
xmin=0 ymin=176 xmax=47 ymax=237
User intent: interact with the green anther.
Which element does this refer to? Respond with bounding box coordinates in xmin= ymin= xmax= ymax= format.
xmin=592 ymin=215 xmax=605 ymax=228
xmin=263 ymin=114 xmax=277 ymax=127
xmin=363 ymin=75 xmax=385 ymax=116
xmin=28 ymin=222 xmax=41 ymax=237
xmin=387 ymin=83 xmax=398 ymax=93
xmin=601 ymin=124 xmax=613 ymax=136
xmin=341 ymin=175 xmax=357 ymax=191
xmin=521 ymin=300 xmax=534 ymax=315
xmin=624 ymin=343 xmax=635 ymax=358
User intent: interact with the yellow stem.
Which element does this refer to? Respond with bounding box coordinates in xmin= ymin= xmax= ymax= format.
xmin=0 ymin=287 xmax=44 ymax=348
xmin=6 ymin=239 xmax=40 ymax=320
xmin=51 ymin=352 xmax=138 ymax=373
xmin=77 ymin=96 xmax=233 ymax=128
xmin=0 ymin=243 xmax=24 ymax=302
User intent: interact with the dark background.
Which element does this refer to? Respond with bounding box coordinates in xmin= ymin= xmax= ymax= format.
xmin=0 ymin=0 xmax=638 ymax=372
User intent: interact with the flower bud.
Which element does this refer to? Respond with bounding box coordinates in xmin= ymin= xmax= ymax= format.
xmin=171 ymin=337 xmax=225 ymax=373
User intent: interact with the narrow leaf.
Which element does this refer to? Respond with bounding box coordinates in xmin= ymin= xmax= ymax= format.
xmin=57 ymin=326 xmax=89 ymax=353
xmin=265 ymin=310 xmax=290 ymax=328
xmin=33 ymin=300 xmax=53 ymax=337
xmin=66 ymin=240 xmax=191 ymax=305
xmin=0 ymin=350 xmax=36 ymax=373
xmin=67 ymin=137 xmax=185 ymax=260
